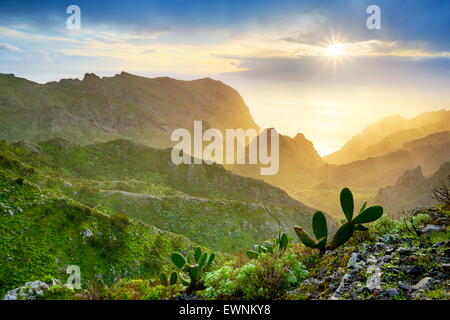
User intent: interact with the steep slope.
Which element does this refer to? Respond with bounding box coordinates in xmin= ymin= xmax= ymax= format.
xmin=230 ymin=128 xmax=325 ymax=188
xmin=0 ymin=168 xmax=200 ymax=297
xmin=359 ymin=116 xmax=450 ymax=160
xmin=294 ymin=131 xmax=450 ymax=218
xmin=0 ymin=72 xmax=258 ymax=148
xmin=0 ymin=139 xmax=322 ymax=252
xmin=375 ymin=162 xmax=450 ymax=217
xmin=321 ymin=131 xmax=450 ymax=188
xmin=5 ymin=138 xmax=306 ymax=208
xmin=324 ymin=110 xmax=450 ymax=164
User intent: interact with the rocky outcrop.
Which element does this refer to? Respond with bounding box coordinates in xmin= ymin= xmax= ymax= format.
xmin=3 ymin=281 xmax=50 ymax=300
xmin=376 ymin=162 xmax=450 ymax=217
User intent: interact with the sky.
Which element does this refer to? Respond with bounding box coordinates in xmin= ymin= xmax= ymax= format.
xmin=0 ymin=0 xmax=449 ymax=155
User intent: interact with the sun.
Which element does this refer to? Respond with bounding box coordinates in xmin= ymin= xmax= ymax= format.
xmin=326 ymin=43 xmax=346 ymax=57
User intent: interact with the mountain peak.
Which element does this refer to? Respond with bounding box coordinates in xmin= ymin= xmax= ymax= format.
xmin=117 ymin=71 xmax=135 ymax=77
xmin=396 ymin=166 xmax=426 ymax=187
xmin=0 ymin=72 xmax=259 ymax=149
xmin=82 ymin=73 xmax=101 ymax=81
xmin=294 ymin=132 xmax=307 ymax=141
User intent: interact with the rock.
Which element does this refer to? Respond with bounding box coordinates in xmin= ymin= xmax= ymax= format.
xmin=386 ymin=288 xmax=400 ymax=299
xmin=374 ymin=242 xmax=385 ymax=250
xmin=398 ymin=247 xmax=411 ymax=256
xmin=347 ymin=252 xmax=365 ymax=270
xmin=398 ymin=281 xmax=411 ymax=291
xmin=411 ymin=277 xmax=434 ymax=291
xmin=442 ymin=264 xmax=450 ymax=272
xmin=366 ymin=265 xmax=382 ymax=291
xmin=177 ymin=293 xmax=200 ymax=300
xmin=332 ymin=273 xmax=355 ymax=299
xmin=436 ymin=272 xmax=449 ymax=281
xmin=81 ymin=229 xmax=94 ymax=238
xmin=302 ymin=278 xmax=323 ymax=286
xmin=433 ymin=240 xmax=450 ymax=248
xmin=381 ymin=234 xmax=396 ymax=244
xmin=418 ymin=224 xmax=444 ymax=235
xmin=400 ymin=265 xmax=423 ymax=276
xmin=367 ymin=255 xmax=377 ymax=264
xmin=3 ymin=280 xmax=50 ymax=300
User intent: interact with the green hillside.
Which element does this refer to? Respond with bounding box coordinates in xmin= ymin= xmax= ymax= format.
xmin=0 ymin=139 xmax=319 ymax=253
xmin=0 ymin=169 xmax=200 ymax=297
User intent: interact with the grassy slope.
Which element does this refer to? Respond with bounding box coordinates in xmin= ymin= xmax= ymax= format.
xmin=0 ymin=139 xmax=318 ymax=253
xmin=0 ymin=168 xmax=201 ymax=296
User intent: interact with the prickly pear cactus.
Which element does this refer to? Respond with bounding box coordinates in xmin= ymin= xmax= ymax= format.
xmin=295 ymin=187 xmax=383 ymax=255
xmin=169 ymin=247 xmax=215 ymax=293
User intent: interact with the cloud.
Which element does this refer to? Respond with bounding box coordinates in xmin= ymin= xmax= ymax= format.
xmin=141 ymin=49 xmax=157 ymax=54
xmin=0 ymin=42 xmax=21 ymax=52
xmin=1 ymin=0 xmax=448 ymax=49
xmin=218 ymin=55 xmax=450 ymax=91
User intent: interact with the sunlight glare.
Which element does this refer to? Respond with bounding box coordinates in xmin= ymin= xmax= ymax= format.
xmin=326 ymin=43 xmax=345 ymax=56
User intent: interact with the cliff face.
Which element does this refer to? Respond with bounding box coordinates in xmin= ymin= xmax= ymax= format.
xmin=375 ymin=162 xmax=450 ymax=217
xmin=0 ymin=72 xmax=259 ymax=148
xmin=229 ymin=129 xmax=325 ymax=188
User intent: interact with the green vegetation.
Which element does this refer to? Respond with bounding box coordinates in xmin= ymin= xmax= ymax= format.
xmin=169 ymin=247 xmax=215 ymax=293
xmin=246 ymin=231 xmax=289 ymax=259
xmin=203 ymin=248 xmax=309 ymax=300
xmin=295 ymin=188 xmax=383 ymax=255
xmin=159 ymin=271 xmax=178 ymax=287
xmin=0 ymin=137 xmax=448 ymax=301
xmin=0 ymin=169 xmax=200 ymax=297
xmin=0 ymin=139 xmax=317 ymax=253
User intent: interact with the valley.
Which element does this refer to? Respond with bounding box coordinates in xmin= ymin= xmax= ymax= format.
xmin=0 ymin=72 xmax=449 ymax=300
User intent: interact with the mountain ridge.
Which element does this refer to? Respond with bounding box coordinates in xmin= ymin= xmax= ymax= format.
xmin=323 ymin=110 xmax=450 ymax=165
xmin=0 ymin=72 xmax=259 ymax=149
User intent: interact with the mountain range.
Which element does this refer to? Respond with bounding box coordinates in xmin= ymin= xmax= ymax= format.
xmin=1 ymin=72 xmax=449 ymax=298
xmin=1 ymin=72 xmax=449 ymax=219
xmin=375 ymin=162 xmax=450 ymax=217
xmin=0 ymin=138 xmax=322 ymax=253
xmin=323 ymin=110 xmax=450 ymax=164
xmin=0 ymin=72 xmax=258 ymax=148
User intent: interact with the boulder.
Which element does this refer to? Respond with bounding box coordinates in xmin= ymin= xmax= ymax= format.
xmin=418 ymin=224 xmax=444 ymax=235
xmin=411 ymin=277 xmax=434 ymax=291
xmin=3 ymin=281 xmax=49 ymax=300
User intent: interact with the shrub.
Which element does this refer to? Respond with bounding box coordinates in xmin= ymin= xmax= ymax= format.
xmin=371 ymin=213 xmax=431 ymax=236
xmin=203 ymin=265 xmax=237 ymax=299
xmin=39 ymin=284 xmax=74 ymax=300
xmin=246 ymin=231 xmax=289 ymax=259
xmin=105 ymin=279 xmax=181 ymax=300
xmin=236 ymin=251 xmax=309 ymax=300
xmin=431 ymin=175 xmax=450 ymax=205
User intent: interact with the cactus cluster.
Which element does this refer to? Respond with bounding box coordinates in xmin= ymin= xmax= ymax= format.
xmin=246 ymin=231 xmax=289 ymax=259
xmin=159 ymin=271 xmax=178 ymax=286
xmin=168 ymin=247 xmax=215 ymax=293
xmin=295 ymin=187 xmax=383 ymax=255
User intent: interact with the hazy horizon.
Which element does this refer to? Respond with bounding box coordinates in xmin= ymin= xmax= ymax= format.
xmin=1 ymin=0 xmax=449 ymax=155
xmin=4 ymin=70 xmax=449 ymax=156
